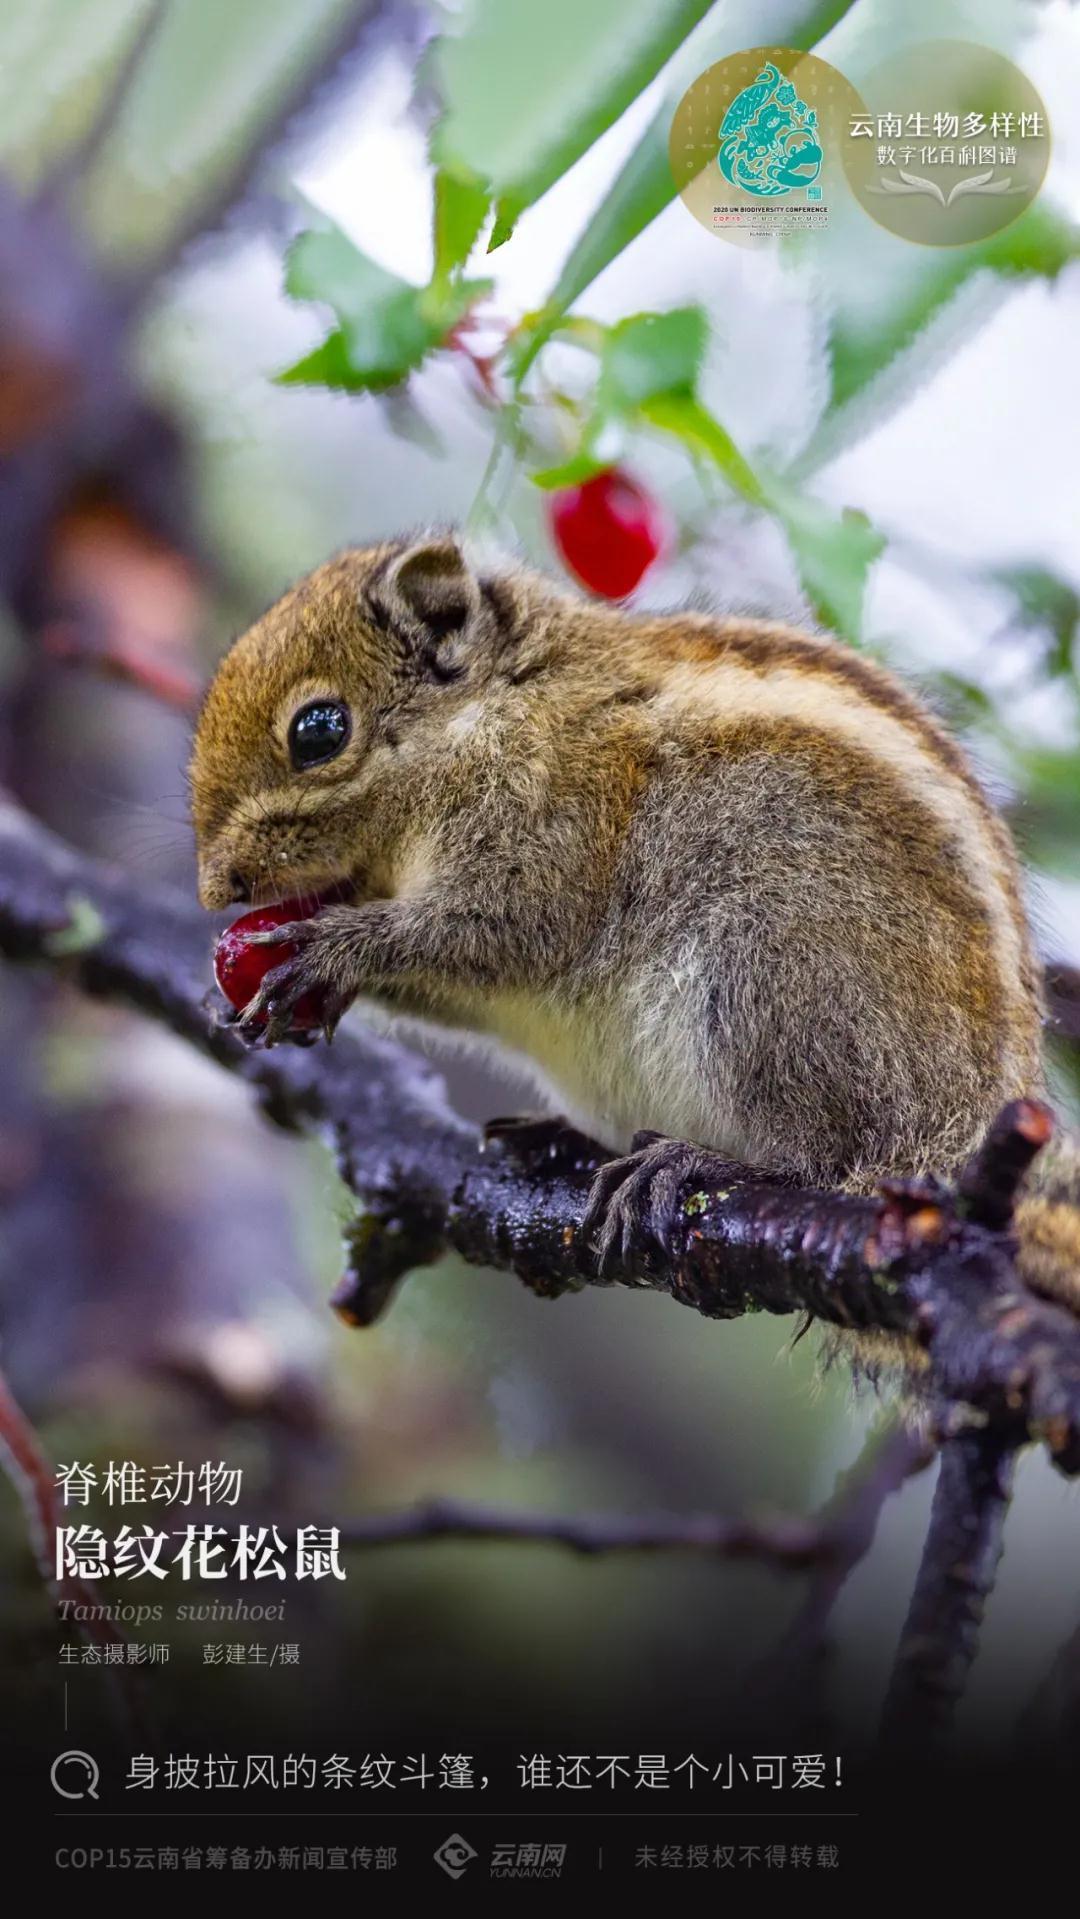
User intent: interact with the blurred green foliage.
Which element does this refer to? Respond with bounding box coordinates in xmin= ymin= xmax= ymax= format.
xmin=274 ymin=0 xmax=1080 ymax=732
xmin=279 ymin=220 xmax=491 ymax=393
xmin=429 ymin=0 xmax=717 ymax=248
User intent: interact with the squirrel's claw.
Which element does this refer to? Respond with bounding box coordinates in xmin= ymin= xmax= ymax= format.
xmin=320 ymin=990 xmax=352 ymax=1044
xmin=582 ymin=1133 xmax=711 ymax=1275
xmin=238 ymin=951 xmax=318 ymax=1044
xmin=237 ymin=946 xmax=355 ymax=1048
xmin=245 ymin=919 xmax=320 ymax=948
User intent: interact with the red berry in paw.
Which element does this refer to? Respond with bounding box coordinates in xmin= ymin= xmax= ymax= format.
xmin=214 ymin=900 xmax=325 ymax=1031
xmin=548 ymin=468 xmax=667 ymax=599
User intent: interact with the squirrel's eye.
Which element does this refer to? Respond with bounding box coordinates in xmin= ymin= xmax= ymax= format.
xmin=288 ymin=700 xmax=351 ymax=770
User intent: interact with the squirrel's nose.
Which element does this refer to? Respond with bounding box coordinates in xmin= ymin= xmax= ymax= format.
xmin=197 ymin=860 xmax=250 ymax=911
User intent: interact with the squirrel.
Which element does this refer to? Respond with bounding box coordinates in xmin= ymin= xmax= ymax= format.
xmin=189 ymin=533 xmax=1080 ymax=1337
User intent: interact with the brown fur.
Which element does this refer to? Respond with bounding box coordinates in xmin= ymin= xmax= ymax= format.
xmin=189 ymin=535 xmax=1079 ymax=1333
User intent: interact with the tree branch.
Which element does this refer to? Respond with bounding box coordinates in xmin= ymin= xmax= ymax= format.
xmin=879 ymin=1429 xmax=1019 ymax=1752
xmin=2 ymin=794 xmax=1080 ymax=1480
xmin=736 ymin=1422 xmax=935 ymax=1742
xmin=339 ymin=1497 xmax=828 ymax=1566
xmin=337 ymin=1430 xmax=931 ymax=1568
xmin=777 ymin=1423 xmax=936 ymax=1672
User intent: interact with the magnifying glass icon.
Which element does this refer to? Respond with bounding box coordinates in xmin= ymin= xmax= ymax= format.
xmin=51 ymin=1750 xmax=100 ymax=1800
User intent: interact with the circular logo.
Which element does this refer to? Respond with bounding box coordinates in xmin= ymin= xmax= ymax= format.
xmin=669 ymin=48 xmax=866 ymax=245
xmin=840 ymin=40 xmax=1050 ymax=246
xmin=51 ymin=1749 xmax=100 ymax=1800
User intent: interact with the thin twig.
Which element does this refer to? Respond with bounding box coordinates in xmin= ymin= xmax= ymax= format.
xmin=339 ymin=1496 xmax=826 ymax=1567
xmin=743 ymin=1422 xmax=935 ymax=1736
xmin=0 ymin=1363 xmax=126 ymax=1653
xmin=0 ymin=1367 xmax=151 ymax=1739
xmin=783 ymin=1423 xmax=936 ymax=1667
xmin=1015 ymin=1614 xmax=1080 ymax=1755
xmin=40 ymin=622 xmax=201 ymax=713
xmin=957 ymin=1098 xmax=1056 ymax=1229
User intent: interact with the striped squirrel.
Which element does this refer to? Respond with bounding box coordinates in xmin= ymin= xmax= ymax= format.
xmin=189 ymin=535 xmax=1080 ymax=1329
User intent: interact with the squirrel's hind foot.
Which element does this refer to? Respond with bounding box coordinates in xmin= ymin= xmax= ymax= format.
xmin=582 ymin=1132 xmax=718 ymax=1275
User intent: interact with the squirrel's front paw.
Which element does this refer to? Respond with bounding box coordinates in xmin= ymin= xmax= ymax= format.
xmin=581 ymin=1132 xmax=715 ymax=1274
xmin=238 ymin=915 xmax=355 ymax=1047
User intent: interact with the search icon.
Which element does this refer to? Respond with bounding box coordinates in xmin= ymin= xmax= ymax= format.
xmin=51 ymin=1750 xmax=100 ymax=1800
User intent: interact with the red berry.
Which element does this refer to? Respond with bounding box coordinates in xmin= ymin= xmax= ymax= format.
xmin=548 ymin=468 xmax=667 ymax=599
xmin=214 ymin=900 xmax=325 ymax=1031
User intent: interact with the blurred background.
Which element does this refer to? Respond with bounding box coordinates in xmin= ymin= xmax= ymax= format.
xmin=1 ymin=0 xmax=1079 ymax=1771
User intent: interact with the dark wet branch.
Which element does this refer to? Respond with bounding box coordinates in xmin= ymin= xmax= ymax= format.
xmin=879 ymin=1429 xmax=1019 ymax=1753
xmin=1 ymin=793 xmax=1080 ymax=1490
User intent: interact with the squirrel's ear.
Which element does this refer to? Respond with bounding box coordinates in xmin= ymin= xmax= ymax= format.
xmin=380 ymin=537 xmax=482 ymax=663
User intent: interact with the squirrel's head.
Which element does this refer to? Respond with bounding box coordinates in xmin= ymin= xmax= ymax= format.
xmin=190 ymin=535 xmax=517 ymax=910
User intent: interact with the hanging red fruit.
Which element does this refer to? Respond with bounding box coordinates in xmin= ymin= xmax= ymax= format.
xmin=548 ymin=468 xmax=667 ymax=599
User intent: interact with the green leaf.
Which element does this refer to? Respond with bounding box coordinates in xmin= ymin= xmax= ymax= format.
xmin=599 ymin=307 xmax=707 ymax=410
xmin=276 ymin=329 xmax=359 ymax=391
xmin=531 ymin=308 xmax=707 ymax=487
xmin=285 ymin=224 xmax=410 ymax=331
xmin=925 ymin=671 xmax=996 ymax=729
xmin=994 ymin=564 xmax=1079 ymax=680
xmin=836 ymin=204 xmax=1080 ymax=414
xmin=512 ymin=110 xmax=674 ymax=381
xmin=526 ymin=323 xmax=883 ymax=639
xmin=433 ymin=167 xmax=489 ymax=279
xmin=74 ymin=0 xmax=375 ymax=266
xmin=431 ymin=0 xmax=715 ymax=216
xmin=486 ymin=193 xmax=522 ymax=253
xmin=766 ymin=490 xmax=885 ymax=644
xmin=1012 ymin=746 xmax=1080 ymax=879
xmin=641 ymin=394 xmax=882 ymax=640
xmin=639 ymin=391 xmax=767 ymax=506
xmin=279 ymin=222 xmax=491 ymax=393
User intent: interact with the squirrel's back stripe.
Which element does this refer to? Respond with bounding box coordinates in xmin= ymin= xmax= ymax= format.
xmin=642 ymin=649 xmax=1038 ymax=1096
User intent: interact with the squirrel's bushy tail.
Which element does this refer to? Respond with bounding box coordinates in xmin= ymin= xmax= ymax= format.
xmin=1017 ymin=1127 xmax=1080 ymax=1313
